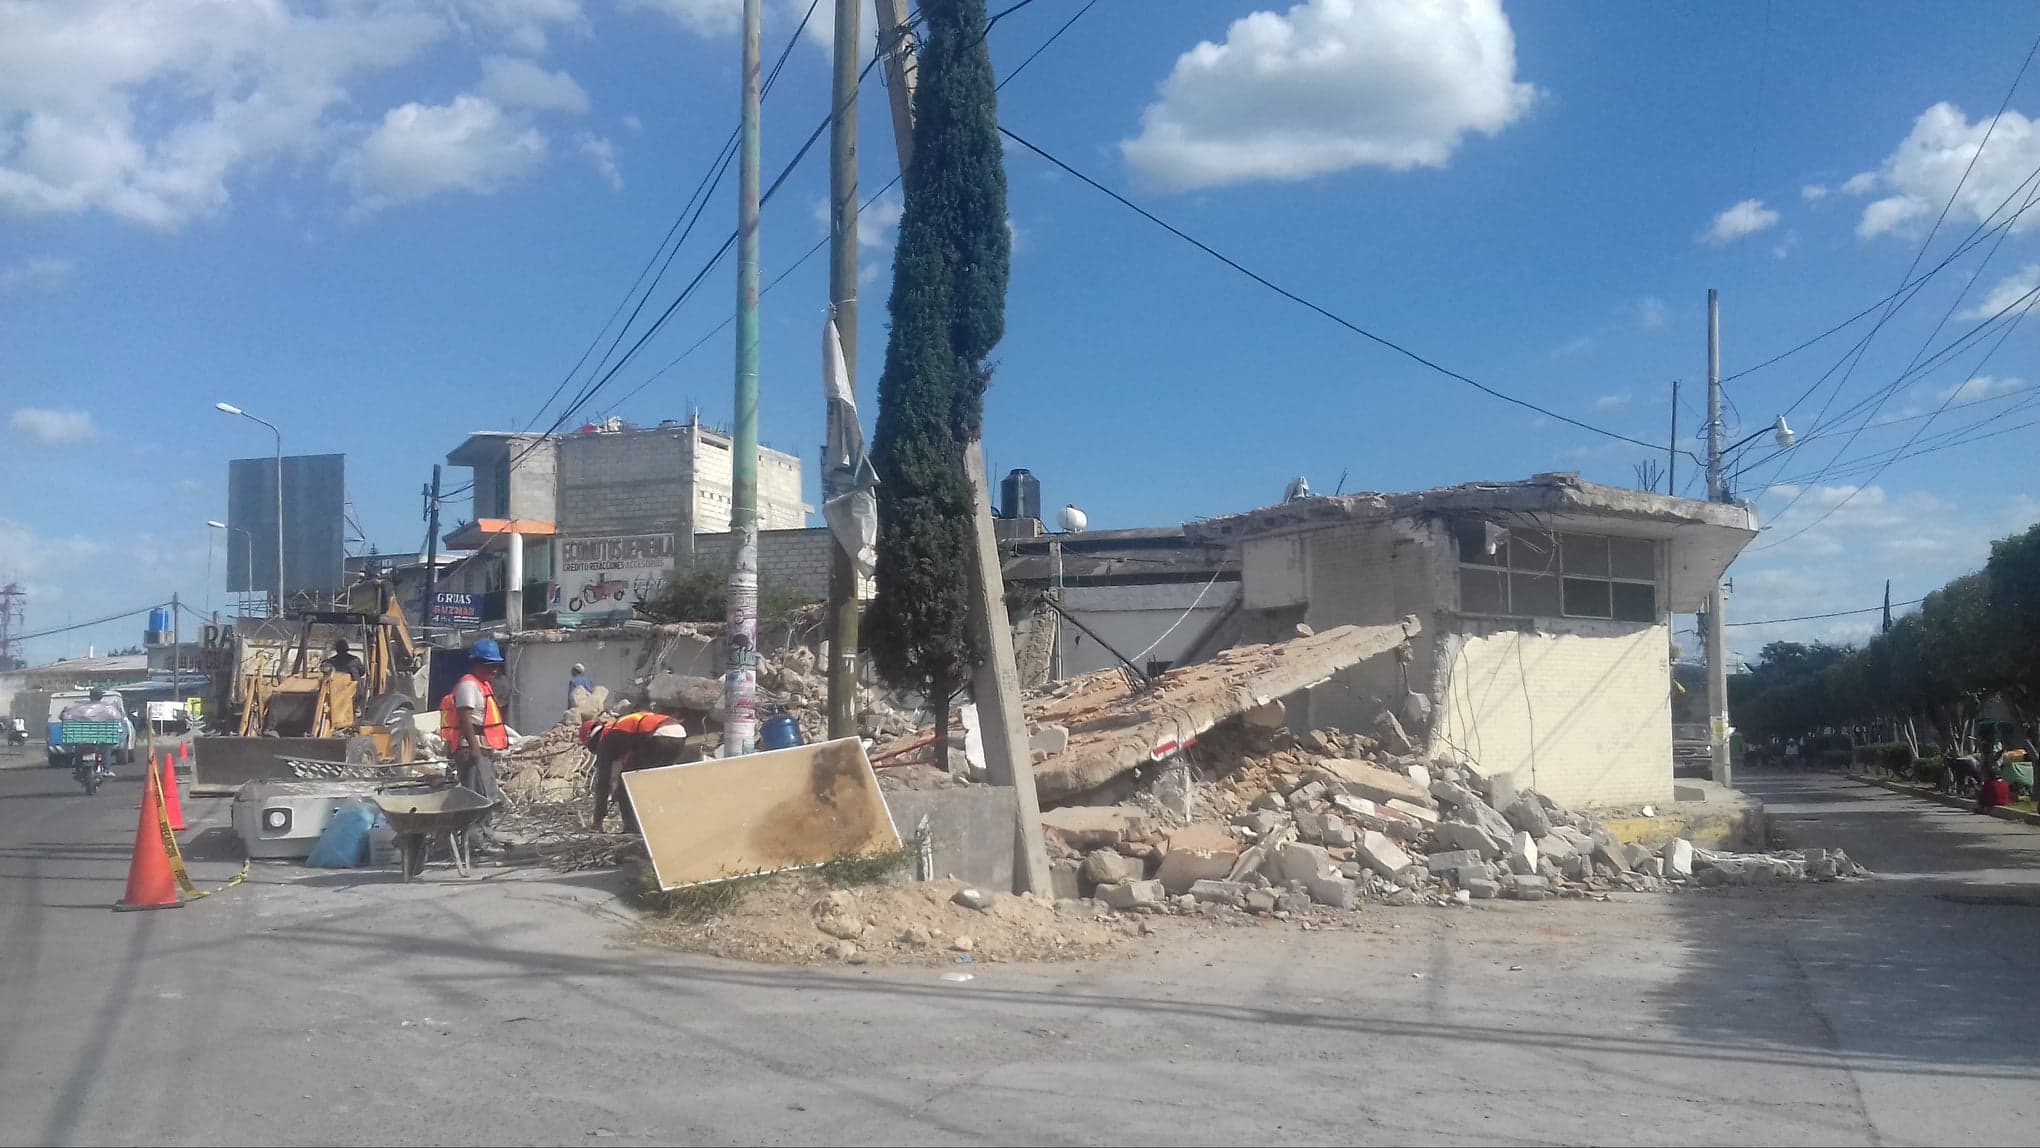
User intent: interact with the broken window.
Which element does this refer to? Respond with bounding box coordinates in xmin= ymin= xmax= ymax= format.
xmin=1457 ymin=524 xmax=1659 ymax=622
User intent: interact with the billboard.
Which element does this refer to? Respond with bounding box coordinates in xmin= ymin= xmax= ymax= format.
xmin=430 ymin=592 xmax=482 ymax=629
xmin=556 ymin=533 xmax=675 ymax=618
xmin=226 ymin=454 xmax=345 ymax=602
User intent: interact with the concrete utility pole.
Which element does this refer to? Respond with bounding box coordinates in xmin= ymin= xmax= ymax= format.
xmin=724 ymin=0 xmax=764 ymax=757
xmin=1668 ymin=379 xmax=1678 ymax=496
xmin=872 ymin=6 xmax=1051 ymax=893
xmin=1705 ymin=289 xmax=1731 ymax=788
xmin=825 ymin=0 xmax=862 ymax=741
xmin=423 ymin=465 xmax=441 ymax=628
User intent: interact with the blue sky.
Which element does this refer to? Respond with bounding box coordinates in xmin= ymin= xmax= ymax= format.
xmin=3 ymin=0 xmax=2037 ymax=668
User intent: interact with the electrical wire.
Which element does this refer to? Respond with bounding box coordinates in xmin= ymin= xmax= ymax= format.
xmin=1725 ymin=598 xmax=1923 ymax=627
xmin=11 ymin=603 xmax=168 ymax=644
xmin=997 ymin=124 xmax=1665 ymax=451
xmin=607 ymin=0 xmax=1102 ymax=410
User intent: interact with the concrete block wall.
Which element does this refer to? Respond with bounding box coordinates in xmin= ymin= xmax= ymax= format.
xmin=1294 ymin=518 xmax=1446 ymax=733
xmin=1434 ymin=619 xmax=1674 ymax=809
xmin=687 ymin=427 xmax=809 ymax=532
xmin=556 ymin=428 xmax=694 ymax=537
xmin=688 ymin=527 xmax=870 ymax=602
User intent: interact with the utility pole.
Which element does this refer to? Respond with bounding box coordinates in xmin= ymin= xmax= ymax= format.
xmin=723 ymin=0 xmax=764 ymax=757
xmin=1667 ymin=379 xmax=1678 ymax=496
xmin=825 ymin=0 xmax=862 ymax=740
xmin=1705 ymin=289 xmax=1731 ymax=788
xmin=423 ymin=465 xmax=441 ymax=629
xmin=171 ymin=592 xmax=181 ymax=704
xmin=875 ymin=0 xmax=918 ymax=172
xmin=871 ymin=4 xmax=1051 ymax=893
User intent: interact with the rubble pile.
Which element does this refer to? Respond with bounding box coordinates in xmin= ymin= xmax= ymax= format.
xmin=498 ymin=723 xmax=596 ymax=809
xmin=637 ymin=874 xmax=1130 ymax=966
xmin=1035 ymin=714 xmax=1863 ymax=919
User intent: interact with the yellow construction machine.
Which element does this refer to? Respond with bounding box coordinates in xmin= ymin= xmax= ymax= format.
xmin=192 ymin=579 xmax=433 ymax=793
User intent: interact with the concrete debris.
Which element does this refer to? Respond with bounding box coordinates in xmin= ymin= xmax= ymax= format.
xmin=1663 ymin=837 xmax=1694 ymax=878
xmin=1437 ymin=819 xmax=1506 ymax=860
xmin=1357 ymin=831 xmax=1414 ymax=880
xmin=951 ymin=887 xmax=990 ymax=911
xmin=1509 ymin=831 xmax=1540 ymax=876
xmin=1041 ymin=806 xmax=1149 ymax=850
xmin=1374 ymin=709 xmax=1416 ymax=755
xmin=1094 ymin=880 xmax=1166 ymax=910
xmin=1503 ymin=795 xmax=1554 ymax=838
xmin=1188 ymin=879 xmax=1249 ymax=907
xmin=1081 ymin=848 xmax=1142 ymax=886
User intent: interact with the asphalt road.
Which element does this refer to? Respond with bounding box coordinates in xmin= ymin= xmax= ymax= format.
xmin=1 ymin=761 xmax=2036 ymax=1146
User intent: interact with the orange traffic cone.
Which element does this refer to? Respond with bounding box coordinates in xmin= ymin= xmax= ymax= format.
xmin=179 ymin=739 xmax=191 ymax=764
xmin=158 ymin=750 xmax=187 ymax=832
xmin=114 ymin=762 xmax=182 ymax=912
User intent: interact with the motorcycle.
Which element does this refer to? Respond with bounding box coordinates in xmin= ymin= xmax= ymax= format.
xmin=71 ymin=747 xmax=110 ymax=796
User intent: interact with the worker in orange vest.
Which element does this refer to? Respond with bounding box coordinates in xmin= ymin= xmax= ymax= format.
xmin=580 ymin=711 xmax=689 ymax=834
xmin=439 ymin=639 xmax=510 ymax=851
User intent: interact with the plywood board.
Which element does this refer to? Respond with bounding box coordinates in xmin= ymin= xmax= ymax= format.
xmin=624 ymin=737 xmax=901 ymax=890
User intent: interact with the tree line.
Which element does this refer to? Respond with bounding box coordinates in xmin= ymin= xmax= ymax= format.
xmin=1730 ymin=520 xmax=2040 ymax=756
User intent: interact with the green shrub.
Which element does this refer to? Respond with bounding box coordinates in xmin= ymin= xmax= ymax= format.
xmin=1874 ymin=742 xmax=1914 ymax=774
xmin=1911 ymin=757 xmax=1948 ymax=787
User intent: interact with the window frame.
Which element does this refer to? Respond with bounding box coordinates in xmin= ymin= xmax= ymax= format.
xmin=1455 ymin=523 xmax=1660 ymax=623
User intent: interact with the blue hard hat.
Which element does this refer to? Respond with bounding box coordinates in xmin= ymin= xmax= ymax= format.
xmin=470 ymin=638 xmax=505 ymax=664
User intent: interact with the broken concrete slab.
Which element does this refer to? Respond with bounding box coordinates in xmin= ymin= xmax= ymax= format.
xmin=1028 ymin=724 xmax=1070 ymax=757
xmin=1188 ymin=879 xmax=1248 ymax=906
xmin=1155 ymin=825 xmax=1243 ymax=894
xmin=1374 ymin=709 xmax=1416 ymax=755
xmin=1081 ymin=848 xmax=1140 ymax=886
xmin=1463 ymin=876 xmax=1501 ymax=899
xmin=1429 ymin=778 xmax=1481 ymax=810
xmin=1356 ymin=831 xmax=1414 ymax=879
xmin=1318 ymin=758 xmax=1432 ymax=808
xmin=1663 ymin=837 xmax=1694 ymax=878
xmin=1425 ymin=848 xmax=1485 ymax=875
xmin=1244 ymin=888 xmax=1280 ymax=914
xmin=1487 ymin=771 xmax=1520 ymax=816
xmin=1235 ymin=809 xmax=1288 ymax=839
xmin=1027 ymin=618 xmax=1423 ymax=802
xmin=1383 ymin=799 xmax=1440 ymax=828
xmin=1509 ymin=831 xmax=1540 ymax=876
xmin=1437 ymin=818 xmax=1506 ymax=859
xmin=1592 ymin=838 xmax=1632 ymax=874
xmin=1094 ymin=880 xmax=1165 ymax=911
xmin=1504 ymin=795 xmax=1553 ymax=838
xmin=1286 ymin=780 xmax=1330 ymax=808
xmin=1039 ymin=806 xmax=1149 ymax=850
xmin=1535 ymin=833 xmax=1578 ymax=863
xmin=1503 ymin=874 xmax=1551 ymax=901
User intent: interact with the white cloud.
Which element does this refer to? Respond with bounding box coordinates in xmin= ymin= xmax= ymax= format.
xmin=1635 ymin=296 xmax=1668 ymax=330
xmin=1550 ymin=335 xmax=1593 ymax=358
xmin=1120 ymin=0 xmax=1538 ymax=192
xmin=1701 ymin=198 xmax=1780 ymax=245
xmin=1961 ymin=264 xmax=2040 ymax=320
xmin=814 ymin=192 xmax=904 ymax=250
xmin=1800 ymin=183 xmax=1829 ymax=202
xmin=0 ymin=256 xmax=74 ymax=295
xmin=0 ymin=0 xmax=446 ymax=229
xmin=622 ymin=114 xmax=644 ymax=134
xmin=337 ymin=95 xmax=548 ymax=210
xmin=578 ymin=133 xmax=621 ymax=189
xmin=10 ymin=407 xmax=99 ymax=444
xmin=1847 ymin=102 xmax=2040 ymax=239
xmin=478 ymin=55 xmax=589 ymax=115
xmin=1935 ymin=374 xmax=2025 ymax=403
xmin=451 ymin=0 xmax=588 ymax=55
xmin=620 ymin=0 xmax=828 ymax=43
xmin=1592 ymin=391 xmax=1631 ymax=410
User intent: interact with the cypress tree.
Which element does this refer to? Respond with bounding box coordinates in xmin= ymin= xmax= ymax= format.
xmin=867 ymin=0 xmax=1010 ymax=762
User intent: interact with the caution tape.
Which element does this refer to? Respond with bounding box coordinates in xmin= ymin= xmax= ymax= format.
xmin=150 ymin=757 xmax=249 ymax=901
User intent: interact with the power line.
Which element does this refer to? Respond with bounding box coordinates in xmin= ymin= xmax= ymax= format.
xmin=607 ymin=0 xmax=1103 ymax=411
xmin=1725 ymin=597 xmax=1924 ymax=627
xmin=12 ymin=603 xmax=167 ymax=644
xmin=996 ymin=125 xmax=1664 ymax=451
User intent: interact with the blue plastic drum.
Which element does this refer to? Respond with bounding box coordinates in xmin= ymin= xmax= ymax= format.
xmin=759 ymin=714 xmax=804 ymax=751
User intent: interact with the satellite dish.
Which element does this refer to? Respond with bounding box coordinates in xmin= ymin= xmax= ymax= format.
xmin=1058 ymin=504 xmax=1088 ymax=533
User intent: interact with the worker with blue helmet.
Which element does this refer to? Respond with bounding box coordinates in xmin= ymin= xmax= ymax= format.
xmin=438 ymin=637 xmax=510 ymax=851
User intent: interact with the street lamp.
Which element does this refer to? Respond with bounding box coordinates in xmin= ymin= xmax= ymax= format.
xmin=207 ymin=520 xmax=255 ymax=617
xmin=216 ymin=402 xmax=285 ymax=618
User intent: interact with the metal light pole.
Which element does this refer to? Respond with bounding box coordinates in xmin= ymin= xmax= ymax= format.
xmin=208 ymin=520 xmax=255 ymax=617
xmin=1704 ymin=290 xmax=1729 ymax=788
xmin=723 ymin=0 xmax=763 ymax=757
xmin=216 ymin=402 xmax=284 ymax=619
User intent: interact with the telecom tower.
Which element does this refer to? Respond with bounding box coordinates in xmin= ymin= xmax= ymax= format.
xmin=0 ymin=582 xmax=24 ymax=670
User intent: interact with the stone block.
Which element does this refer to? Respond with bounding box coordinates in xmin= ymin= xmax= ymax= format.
xmin=1504 ymin=795 xmax=1553 ymax=838
xmin=1384 ymin=798 xmax=1440 ymax=827
xmin=1638 ymin=856 xmax=1664 ymax=879
xmin=1286 ymin=780 xmax=1330 ymax=808
xmin=1276 ymin=890 xmax=1314 ymax=915
xmin=1535 ymin=834 xmax=1577 ymax=863
xmin=1276 ymin=841 xmax=1336 ymax=883
xmin=1463 ymin=876 xmax=1501 ymax=899
xmin=1155 ymin=825 xmax=1242 ymax=894
xmin=1437 ymin=819 xmax=1506 ymax=859
xmin=1081 ymin=849 xmax=1140 ymax=886
xmin=1561 ymin=852 xmax=1592 ymax=881
xmin=1374 ymin=709 xmax=1416 ymax=755
xmin=1028 ymin=724 xmax=1070 ymax=756
xmin=1503 ymin=873 xmax=1551 ymax=901
xmin=1318 ymin=758 xmax=1431 ymax=807
xmin=1488 ymin=770 xmax=1520 ymax=815
xmin=1509 ymin=830 xmax=1540 ymax=876
xmin=1430 ymin=778 xmax=1480 ymax=809
xmin=1094 ymin=879 xmax=1165 ymax=911
xmin=1188 ymin=879 xmax=1248 ymax=906
xmin=1425 ymin=848 xmax=1486 ymax=875
xmin=1319 ymin=819 xmax=1357 ymax=848
xmin=1235 ymin=809 xmax=1289 ymax=839
xmin=1049 ymin=858 xmax=1082 ymax=900
xmin=1405 ymin=763 xmax=1432 ymax=794
xmin=1245 ymin=889 xmax=1279 ymax=915
xmin=1357 ymin=830 xmax=1414 ymax=878
xmin=1623 ymin=842 xmax=1655 ymax=871
xmin=1592 ymin=838 xmax=1632 ymax=874
xmin=1303 ymin=872 xmax=1357 ymax=910
xmin=1041 ymin=806 xmax=1148 ymax=850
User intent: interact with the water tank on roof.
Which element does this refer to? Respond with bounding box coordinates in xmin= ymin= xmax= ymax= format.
xmin=1000 ymin=468 xmax=1041 ymax=521
xmin=145 ymin=607 xmax=172 ymax=647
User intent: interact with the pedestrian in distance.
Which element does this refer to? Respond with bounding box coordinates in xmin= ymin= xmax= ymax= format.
xmin=568 ymin=662 xmax=595 ymax=709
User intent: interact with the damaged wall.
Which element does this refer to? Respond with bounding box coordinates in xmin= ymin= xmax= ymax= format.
xmin=498 ymin=628 xmax=720 ymax=733
xmin=1435 ymin=618 xmax=1673 ymax=809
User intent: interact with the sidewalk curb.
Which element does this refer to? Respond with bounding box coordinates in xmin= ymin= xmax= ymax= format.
xmin=1850 ymin=774 xmax=2040 ymax=828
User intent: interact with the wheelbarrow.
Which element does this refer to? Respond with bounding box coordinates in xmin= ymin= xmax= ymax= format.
xmin=371 ymin=786 xmax=496 ymax=880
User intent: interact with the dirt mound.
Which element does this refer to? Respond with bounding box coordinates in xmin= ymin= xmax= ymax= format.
xmin=632 ymin=873 xmax=1137 ymax=966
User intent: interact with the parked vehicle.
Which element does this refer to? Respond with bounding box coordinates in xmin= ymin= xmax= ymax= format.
xmin=46 ymin=690 xmax=135 ymax=771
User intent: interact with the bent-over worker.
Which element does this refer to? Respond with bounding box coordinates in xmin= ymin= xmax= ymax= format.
xmin=439 ymin=638 xmax=509 ymax=851
xmin=567 ymin=663 xmax=595 ymax=709
xmin=580 ymin=712 xmax=689 ymax=834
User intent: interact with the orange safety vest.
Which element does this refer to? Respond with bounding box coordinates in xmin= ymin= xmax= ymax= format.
xmin=439 ymin=673 xmax=510 ymax=751
xmin=606 ymin=712 xmax=676 ymax=738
